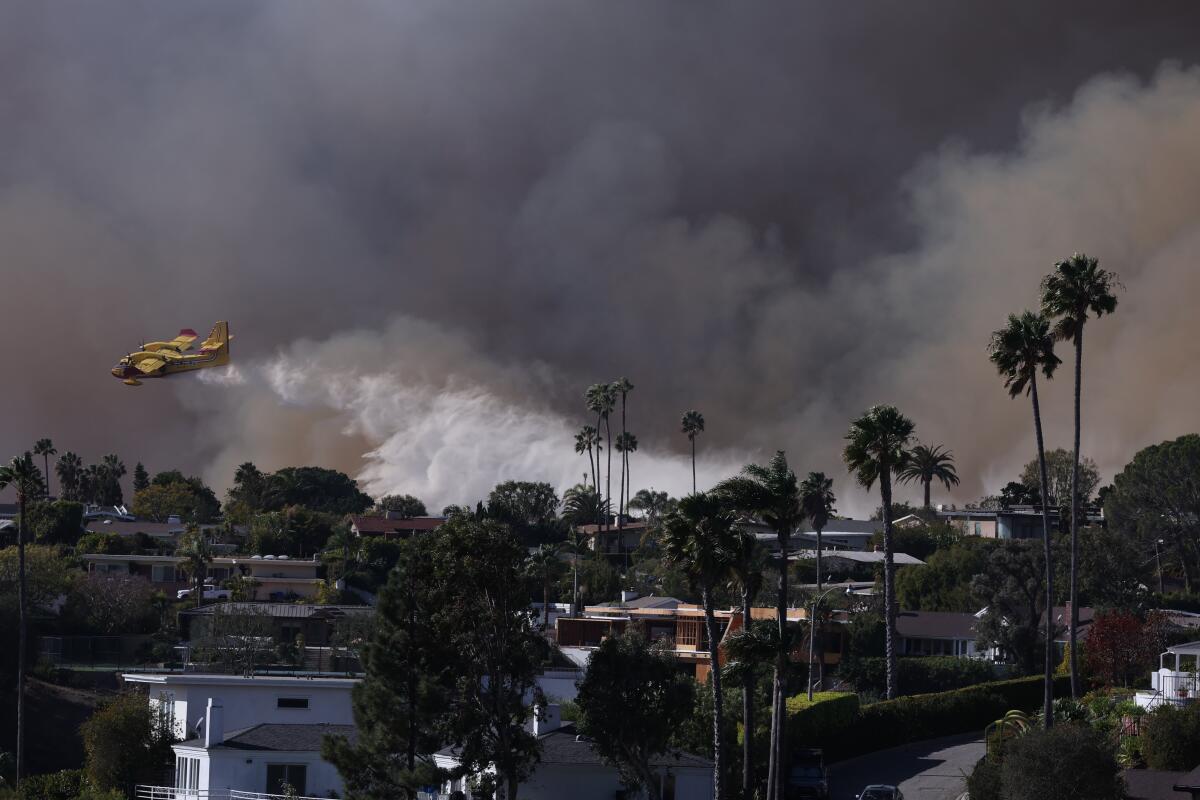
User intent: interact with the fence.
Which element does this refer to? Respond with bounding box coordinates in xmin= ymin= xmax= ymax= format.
xmin=38 ymin=635 xmax=153 ymax=669
xmin=136 ymin=789 xmax=334 ymax=800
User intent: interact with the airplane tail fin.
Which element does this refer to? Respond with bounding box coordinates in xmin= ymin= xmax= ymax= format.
xmin=201 ymin=321 xmax=232 ymax=365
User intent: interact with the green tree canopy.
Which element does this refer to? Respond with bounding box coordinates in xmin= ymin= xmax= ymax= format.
xmin=896 ymin=537 xmax=993 ymax=612
xmin=132 ymin=476 xmax=220 ymax=523
xmin=577 ymin=632 xmax=697 ymax=800
xmin=1104 ymin=434 xmax=1200 ymax=592
xmin=262 ymin=466 xmax=373 ymax=515
xmin=81 ymin=692 xmax=174 ymax=795
xmin=19 ymin=500 xmax=84 ymax=545
xmin=487 ymin=480 xmax=561 ymax=545
xmin=972 ymin=540 xmax=1047 ymax=676
xmin=375 ymin=493 xmax=428 ymax=517
xmin=1019 ymin=449 xmax=1100 ymax=507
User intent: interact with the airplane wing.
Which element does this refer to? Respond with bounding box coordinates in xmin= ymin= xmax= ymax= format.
xmin=170 ymin=329 xmax=199 ymax=351
xmin=134 ymin=357 xmax=167 ymax=375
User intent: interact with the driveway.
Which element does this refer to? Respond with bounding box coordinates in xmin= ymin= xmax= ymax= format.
xmin=828 ymin=732 xmax=984 ymax=799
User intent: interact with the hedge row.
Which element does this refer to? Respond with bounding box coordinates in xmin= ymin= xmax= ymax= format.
xmin=841 ymin=655 xmax=996 ymax=696
xmin=786 ymin=692 xmax=860 ymax=746
xmin=823 ymin=675 xmax=1072 ymax=759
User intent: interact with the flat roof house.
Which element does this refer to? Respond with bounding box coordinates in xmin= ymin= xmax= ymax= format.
xmin=82 ymin=553 xmax=324 ymax=600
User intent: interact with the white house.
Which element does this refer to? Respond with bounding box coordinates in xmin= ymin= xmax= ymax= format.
xmin=1135 ymin=640 xmax=1200 ymax=710
xmin=122 ymin=672 xmax=357 ymax=740
xmin=433 ymin=705 xmax=713 ymax=800
xmin=169 ymin=698 xmax=352 ymax=798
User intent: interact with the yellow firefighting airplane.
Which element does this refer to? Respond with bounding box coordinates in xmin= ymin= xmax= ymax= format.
xmin=111 ymin=321 xmax=233 ymax=386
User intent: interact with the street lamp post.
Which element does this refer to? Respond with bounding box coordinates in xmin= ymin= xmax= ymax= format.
xmin=807 ymin=585 xmax=848 ymax=701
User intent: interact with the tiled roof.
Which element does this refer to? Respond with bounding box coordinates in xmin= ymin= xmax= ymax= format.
xmin=577 ymin=521 xmax=649 ymax=534
xmin=179 ymin=723 xmax=356 ymax=751
xmin=896 ymin=610 xmax=978 ymax=640
xmin=595 ymin=596 xmax=682 ymax=610
xmin=181 ymin=602 xmax=371 ymax=619
xmin=351 ymin=516 xmax=445 ymax=534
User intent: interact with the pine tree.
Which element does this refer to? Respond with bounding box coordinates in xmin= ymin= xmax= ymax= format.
xmin=323 ymin=539 xmax=448 ymax=798
xmin=132 ymin=463 xmax=150 ymax=494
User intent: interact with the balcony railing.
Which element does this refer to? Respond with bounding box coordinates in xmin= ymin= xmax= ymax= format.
xmin=1150 ymin=671 xmax=1200 ymax=699
xmin=135 ymin=787 xmax=332 ymax=800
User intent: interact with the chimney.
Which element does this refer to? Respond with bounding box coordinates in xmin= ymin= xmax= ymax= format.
xmin=619 ymin=590 xmax=640 ymax=604
xmin=532 ymin=703 xmax=562 ymax=736
xmin=204 ymin=698 xmax=224 ymax=748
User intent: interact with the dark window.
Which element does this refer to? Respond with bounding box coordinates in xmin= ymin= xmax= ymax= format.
xmin=266 ymin=764 xmax=306 ymax=795
xmin=276 ymin=697 xmax=309 ymax=709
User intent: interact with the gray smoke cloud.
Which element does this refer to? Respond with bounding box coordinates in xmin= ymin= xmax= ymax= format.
xmin=2 ymin=2 xmax=1199 ymax=513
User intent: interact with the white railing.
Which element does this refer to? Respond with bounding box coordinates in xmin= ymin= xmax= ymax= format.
xmin=1151 ymin=671 xmax=1199 ymax=699
xmin=136 ymin=787 xmax=333 ymax=800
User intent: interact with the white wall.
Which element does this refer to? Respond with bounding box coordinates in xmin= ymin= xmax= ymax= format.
xmin=178 ymin=745 xmax=345 ymax=798
xmin=136 ymin=677 xmax=355 ymax=740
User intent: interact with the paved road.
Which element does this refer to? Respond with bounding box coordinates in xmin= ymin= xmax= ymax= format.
xmin=828 ymin=733 xmax=984 ymax=799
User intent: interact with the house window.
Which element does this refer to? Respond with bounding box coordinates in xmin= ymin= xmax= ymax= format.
xmin=151 ymin=565 xmax=176 ymax=583
xmin=175 ymin=756 xmax=200 ymax=790
xmin=155 ymin=691 xmax=176 ymax=733
xmin=277 ymin=697 xmax=310 ymax=710
xmin=266 ymin=763 xmax=307 ymax=796
xmin=676 ymin=620 xmax=699 ymax=647
xmin=974 ymin=522 xmax=981 ymax=536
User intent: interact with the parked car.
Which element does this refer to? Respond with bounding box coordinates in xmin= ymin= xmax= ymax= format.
xmin=857 ymin=786 xmax=903 ymax=800
xmin=787 ymin=747 xmax=830 ymax=799
xmin=176 ymin=585 xmax=232 ymax=601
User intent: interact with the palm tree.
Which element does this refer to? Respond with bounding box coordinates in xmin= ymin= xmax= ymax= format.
xmin=527 ymin=543 xmax=566 ymax=630
xmin=799 ymin=473 xmax=836 ymax=592
xmin=585 ymin=384 xmax=617 ymax=527
xmin=843 ymin=406 xmax=915 ymax=701
xmin=563 ymin=483 xmax=607 ymax=615
xmin=55 ymin=451 xmax=83 ymax=502
xmin=661 ymin=493 xmax=737 ymax=800
xmin=681 ymin=410 xmax=705 ymax=492
xmin=714 ymin=451 xmax=803 ymax=800
xmin=897 ymin=444 xmax=960 ymax=509
xmin=0 ymin=452 xmax=43 ymax=783
xmin=726 ymin=527 xmax=767 ymax=799
xmin=32 ymin=439 xmax=55 ymax=498
xmin=100 ymin=454 xmax=126 ymax=506
xmin=177 ymin=526 xmax=214 ymax=609
xmin=989 ymin=310 xmax=1061 ymax=728
xmin=615 ymin=433 xmax=638 ymax=521
xmin=613 ymin=378 xmax=634 ymax=519
xmin=1041 ymin=252 xmax=1119 ymax=700
xmin=574 ymin=426 xmax=601 ymax=493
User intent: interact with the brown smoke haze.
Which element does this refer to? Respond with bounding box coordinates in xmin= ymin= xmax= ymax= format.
xmin=2 ymin=3 xmax=1200 ymax=513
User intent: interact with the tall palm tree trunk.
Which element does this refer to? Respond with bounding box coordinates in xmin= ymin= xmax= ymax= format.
xmin=880 ymin=473 xmax=898 ymax=700
xmin=16 ymin=493 xmax=27 ymax=784
xmin=923 ymin=478 xmax=931 ymax=509
xmin=691 ymin=438 xmax=697 ymax=493
xmin=572 ymin=529 xmax=581 ymax=616
xmin=605 ymin=417 xmax=613 ymax=534
xmin=703 ymin=586 xmax=725 ymax=800
xmin=815 ymin=526 xmax=824 ymax=592
xmin=42 ymin=455 xmax=50 ymax=499
xmin=768 ymin=527 xmax=790 ymax=800
xmin=1030 ymin=373 xmax=1055 ymax=728
xmin=1069 ymin=330 xmax=1082 ymax=699
xmin=741 ymin=588 xmax=755 ymax=800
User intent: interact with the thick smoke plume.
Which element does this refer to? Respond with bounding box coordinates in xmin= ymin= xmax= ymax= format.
xmin=2 ymin=3 xmax=1200 ymax=513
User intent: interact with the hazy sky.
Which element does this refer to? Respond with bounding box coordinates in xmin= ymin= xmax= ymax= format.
xmin=3 ymin=2 xmax=1200 ymax=514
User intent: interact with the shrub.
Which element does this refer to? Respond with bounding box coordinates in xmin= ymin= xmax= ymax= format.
xmin=965 ymin=756 xmax=1002 ymax=800
xmin=999 ymin=723 xmax=1123 ymax=800
xmin=786 ymin=692 xmax=859 ymax=746
xmin=1141 ymin=703 xmax=1200 ymax=770
xmin=81 ymin=693 xmax=175 ymax=794
xmin=841 ymin=655 xmax=995 ymax=695
xmin=15 ymin=769 xmax=84 ymax=800
xmin=829 ymin=675 xmax=1071 ymax=758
